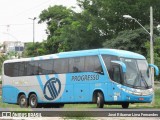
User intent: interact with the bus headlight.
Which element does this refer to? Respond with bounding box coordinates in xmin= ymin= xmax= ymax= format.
xmin=121 ymin=87 xmax=153 ymax=96
xmin=132 ymin=91 xmax=141 ymax=95
xmin=125 ymin=89 xmax=133 ymax=94
xmin=132 ymin=88 xmax=153 ymax=96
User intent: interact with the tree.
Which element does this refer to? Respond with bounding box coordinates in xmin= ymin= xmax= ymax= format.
xmin=39 ymin=5 xmax=104 ymax=54
xmin=23 ymin=42 xmax=45 ymax=57
xmin=39 ymin=5 xmax=74 ymax=54
xmin=77 ymin=0 xmax=160 ymax=56
xmin=145 ymin=37 xmax=160 ymax=80
xmin=145 ymin=37 xmax=160 ymax=66
xmin=0 ymin=54 xmax=7 ymax=74
xmin=78 ymin=0 xmax=160 ymax=38
xmin=103 ymin=27 xmax=150 ymax=56
xmin=36 ymin=0 xmax=160 ymax=56
xmin=57 ymin=11 xmax=104 ymax=51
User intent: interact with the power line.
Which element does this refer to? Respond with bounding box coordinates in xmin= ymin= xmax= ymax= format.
xmin=0 ymin=23 xmax=41 ymax=27
xmin=10 ymin=0 xmax=54 ymax=19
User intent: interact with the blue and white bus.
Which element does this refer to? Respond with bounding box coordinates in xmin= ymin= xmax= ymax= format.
xmin=2 ymin=49 xmax=159 ymax=108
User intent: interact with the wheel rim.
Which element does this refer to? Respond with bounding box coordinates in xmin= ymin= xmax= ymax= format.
xmin=97 ymin=96 xmax=100 ymax=106
xmin=31 ymin=97 xmax=36 ymax=106
xmin=20 ymin=97 xmax=26 ymax=106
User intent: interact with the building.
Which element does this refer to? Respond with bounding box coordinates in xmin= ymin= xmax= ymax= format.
xmin=2 ymin=41 xmax=24 ymax=56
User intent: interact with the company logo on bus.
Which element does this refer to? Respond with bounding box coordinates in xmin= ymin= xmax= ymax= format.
xmin=43 ymin=77 xmax=61 ymax=101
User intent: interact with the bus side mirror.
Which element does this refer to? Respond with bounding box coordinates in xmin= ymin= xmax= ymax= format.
xmin=111 ymin=60 xmax=126 ymax=73
xmin=149 ymin=64 xmax=159 ymax=76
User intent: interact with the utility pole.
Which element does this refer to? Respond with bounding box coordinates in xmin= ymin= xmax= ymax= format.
xmin=29 ymin=17 xmax=36 ymax=44
xmin=6 ymin=25 xmax=10 ymax=41
xmin=29 ymin=17 xmax=36 ymax=54
xmin=150 ymin=6 xmax=155 ymax=105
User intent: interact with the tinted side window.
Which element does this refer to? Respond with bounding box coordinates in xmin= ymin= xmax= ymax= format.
xmin=113 ymin=65 xmax=121 ymax=83
xmin=26 ymin=62 xmax=32 ymax=76
xmin=102 ymin=55 xmax=118 ymax=79
xmin=69 ymin=57 xmax=85 ymax=73
xmin=54 ymin=58 xmax=69 ymax=74
xmin=19 ymin=62 xmax=26 ymax=76
xmin=85 ymin=56 xmax=102 ymax=72
xmin=4 ymin=63 xmax=14 ymax=76
xmin=4 ymin=62 xmax=25 ymax=77
xmin=39 ymin=60 xmax=54 ymax=74
xmin=13 ymin=63 xmax=19 ymax=76
xmin=27 ymin=61 xmax=39 ymax=75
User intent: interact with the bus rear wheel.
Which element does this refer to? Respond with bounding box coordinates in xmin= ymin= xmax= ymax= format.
xmin=96 ymin=92 xmax=104 ymax=108
xmin=29 ymin=94 xmax=38 ymax=108
xmin=122 ymin=102 xmax=129 ymax=108
xmin=18 ymin=94 xmax=28 ymax=108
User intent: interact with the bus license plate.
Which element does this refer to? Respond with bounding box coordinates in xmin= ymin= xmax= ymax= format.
xmin=139 ymin=98 xmax=144 ymax=100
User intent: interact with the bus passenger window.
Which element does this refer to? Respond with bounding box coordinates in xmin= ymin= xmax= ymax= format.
xmin=69 ymin=57 xmax=84 ymax=73
xmin=73 ymin=66 xmax=79 ymax=72
xmin=19 ymin=62 xmax=25 ymax=76
xmin=54 ymin=58 xmax=69 ymax=74
xmin=13 ymin=63 xmax=19 ymax=76
xmin=4 ymin=63 xmax=14 ymax=77
xmin=84 ymin=56 xmax=102 ymax=73
xmin=39 ymin=60 xmax=54 ymax=75
xmin=113 ymin=66 xmax=121 ymax=83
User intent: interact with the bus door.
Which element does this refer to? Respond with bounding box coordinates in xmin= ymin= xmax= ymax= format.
xmin=108 ymin=65 xmax=122 ymax=101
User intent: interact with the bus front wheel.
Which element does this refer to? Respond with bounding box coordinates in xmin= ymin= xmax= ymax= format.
xmin=122 ymin=102 xmax=129 ymax=108
xmin=18 ymin=94 xmax=28 ymax=108
xmin=29 ymin=94 xmax=38 ymax=108
xmin=96 ymin=92 xmax=104 ymax=108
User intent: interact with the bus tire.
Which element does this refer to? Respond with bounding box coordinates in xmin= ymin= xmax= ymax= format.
xmin=97 ymin=92 xmax=104 ymax=108
xmin=122 ymin=102 xmax=129 ymax=108
xmin=18 ymin=94 xmax=28 ymax=108
xmin=29 ymin=94 xmax=38 ymax=108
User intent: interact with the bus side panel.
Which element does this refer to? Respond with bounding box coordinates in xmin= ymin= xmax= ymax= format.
xmin=2 ymin=85 xmax=19 ymax=103
xmin=61 ymin=84 xmax=74 ymax=102
xmin=68 ymin=72 xmax=108 ymax=103
xmin=90 ymin=82 xmax=107 ymax=101
xmin=106 ymin=82 xmax=122 ymax=102
xmin=74 ymin=84 xmax=90 ymax=102
xmin=33 ymin=74 xmax=66 ymax=103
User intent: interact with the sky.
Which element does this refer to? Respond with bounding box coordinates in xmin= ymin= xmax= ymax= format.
xmin=0 ymin=0 xmax=80 ymax=43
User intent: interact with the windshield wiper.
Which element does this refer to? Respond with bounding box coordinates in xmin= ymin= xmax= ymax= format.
xmin=140 ymin=71 xmax=149 ymax=89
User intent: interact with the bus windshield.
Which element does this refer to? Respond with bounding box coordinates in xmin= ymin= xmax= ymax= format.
xmin=120 ymin=58 xmax=151 ymax=88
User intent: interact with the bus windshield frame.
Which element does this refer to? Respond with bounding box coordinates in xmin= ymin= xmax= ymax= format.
xmin=120 ymin=58 xmax=151 ymax=89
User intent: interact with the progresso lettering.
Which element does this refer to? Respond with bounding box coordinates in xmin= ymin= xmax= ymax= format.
xmin=72 ymin=74 xmax=99 ymax=81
